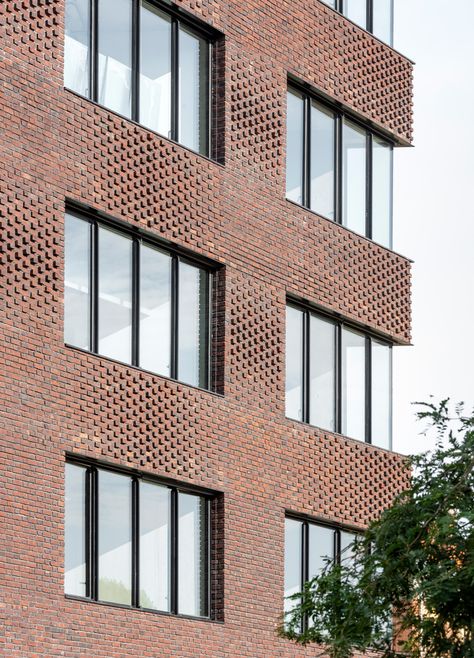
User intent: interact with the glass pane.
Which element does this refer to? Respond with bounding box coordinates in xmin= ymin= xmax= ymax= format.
xmin=343 ymin=0 xmax=367 ymax=29
xmin=98 ymin=470 xmax=132 ymax=605
xmin=340 ymin=531 xmax=356 ymax=566
xmin=285 ymin=306 xmax=304 ymax=421
xmin=372 ymin=341 xmax=392 ymax=450
xmin=308 ymin=524 xmax=335 ymax=579
xmin=284 ymin=518 xmax=302 ymax=614
xmin=178 ymin=493 xmax=208 ymax=616
xmin=343 ymin=120 xmax=367 ymax=236
xmin=320 ymin=0 xmax=336 ymax=7
xmin=309 ymin=315 xmax=336 ymax=431
xmin=98 ymin=227 xmax=133 ymax=364
xmin=179 ymin=26 xmax=209 ymax=155
xmin=98 ymin=0 xmax=132 ymax=118
xmin=139 ymin=481 xmax=170 ymax=611
xmin=65 ymin=463 xmax=87 ymax=597
xmin=177 ymin=262 xmax=209 ymax=388
xmin=373 ymin=0 xmax=393 ymax=45
xmin=64 ymin=214 xmax=90 ymax=350
xmin=372 ymin=137 xmax=393 ymax=248
xmin=64 ymin=0 xmax=90 ymax=96
xmin=310 ymin=102 xmax=335 ymax=219
xmin=342 ymin=328 xmax=366 ymax=442
xmin=139 ymin=244 xmax=172 ymax=376
xmin=286 ymin=90 xmax=304 ymax=205
xmin=140 ymin=3 xmax=172 ymax=136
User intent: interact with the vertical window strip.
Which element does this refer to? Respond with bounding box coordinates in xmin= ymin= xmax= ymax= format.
xmin=64 ymin=461 xmax=212 ymax=617
xmin=321 ymin=0 xmax=393 ymax=46
xmin=285 ymin=304 xmax=392 ymax=447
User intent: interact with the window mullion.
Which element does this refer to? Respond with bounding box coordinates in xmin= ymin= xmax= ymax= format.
xmin=171 ymin=488 xmax=179 ymax=614
xmin=132 ymin=238 xmax=140 ymax=367
xmin=171 ymin=257 xmax=179 ymax=380
xmin=335 ymin=114 xmax=343 ymax=225
xmin=90 ymin=467 xmax=98 ymax=601
xmin=366 ymin=132 xmax=373 ymax=239
xmin=302 ymin=521 xmax=309 ymax=632
xmin=90 ymin=0 xmax=99 ymax=101
xmin=365 ymin=336 xmax=372 ymax=444
xmin=302 ymin=311 xmax=310 ymax=423
xmin=303 ymin=95 xmax=311 ymax=208
xmin=132 ymin=0 xmax=141 ymax=122
xmin=367 ymin=0 xmax=373 ymax=35
xmin=131 ymin=476 xmax=140 ymax=608
xmin=336 ymin=323 xmax=342 ymax=434
xmin=91 ymin=221 xmax=99 ymax=354
xmin=171 ymin=19 xmax=180 ymax=142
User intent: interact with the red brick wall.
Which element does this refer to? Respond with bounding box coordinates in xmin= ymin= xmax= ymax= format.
xmin=0 ymin=0 xmax=413 ymax=656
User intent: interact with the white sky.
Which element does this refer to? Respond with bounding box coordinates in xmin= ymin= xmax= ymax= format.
xmin=392 ymin=0 xmax=474 ymax=454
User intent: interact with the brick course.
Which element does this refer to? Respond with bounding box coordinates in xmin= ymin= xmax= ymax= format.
xmin=0 ymin=0 xmax=413 ymax=656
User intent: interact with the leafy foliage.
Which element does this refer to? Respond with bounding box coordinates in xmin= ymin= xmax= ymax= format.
xmin=279 ymin=400 xmax=474 ymax=658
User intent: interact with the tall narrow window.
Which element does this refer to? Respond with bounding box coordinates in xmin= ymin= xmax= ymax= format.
xmin=284 ymin=518 xmax=303 ymax=615
xmin=342 ymin=120 xmax=367 ymax=236
xmin=286 ymin=90 xmax=305 ymax=205
xmin=63 ymin=0 xmax=215 ymax=157
xmin=64 ymin=214 xmax=90 ymax=350
xmin=64 ymin=463 xmax=87 ymax=597
xmin=372 ymin=0 xmax=394 ymax=45
xmin=372 ymin=137 xmax=393 ymax=248
xmin=64 ymin=460 xmax=212 ymax=617
xmin=139 ymin=2 xmax=172 ymax=136
xmin=286 ymin=84 xmax=394 ymax=248
xmin=285 ymin=306 xmax=304 ymax=421
xmin=342 ymin=0 xmax=367 ymax=29
xmin=64 ymin=211 xmax=215 ymax=391
xmin=178 ymin=493 xmax=208 ymax=617
xmin=285 ymin=302 xmax=392 ymax=448
xmin=341 ymin=328 xmax=366 ymax=443
xmin=64 ymin=0 xmax=90 ymax=96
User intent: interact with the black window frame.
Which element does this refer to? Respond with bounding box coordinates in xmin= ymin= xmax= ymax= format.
xmin=321 ymin=0 xmax=394 ymax=47
xmin=285 ymin=298 xmax=393 ymax=449
xmin=284 ymin=514 xmax=361 ymax=631
xmin=65 ymin=455 xmax=213 ymax=619
xmin=64 ymin=203 xmax=216 ymax=392
xmin=286 ymin=80 xmax=395 ymax=249
xmin=64 ymin=0 xmax=220 ymax=158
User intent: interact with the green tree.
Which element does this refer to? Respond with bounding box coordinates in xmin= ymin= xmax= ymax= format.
xmin=279 ymin=400 xmax=474 ymax=658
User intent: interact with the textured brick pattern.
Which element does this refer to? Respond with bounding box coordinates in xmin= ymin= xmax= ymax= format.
xmin=1 ymin=0 xmax=413 ymax=656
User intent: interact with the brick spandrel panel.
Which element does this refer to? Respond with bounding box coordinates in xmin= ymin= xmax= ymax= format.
xmin=1 ymin=1 xmax=412 ymax=657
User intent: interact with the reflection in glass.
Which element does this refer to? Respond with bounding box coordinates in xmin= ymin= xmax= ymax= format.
xmin=139 ymin=245 xmax=172 ymax=376
xmin=284 ymin=518 xmax=302 ymax=615
xmin=373 ymin=0 xmax=393 ymax=45
xmin=320 ymin=0 xmax=336 ymax=7
xmin=286 ymin=306 xmax=304 ymax=421
xmin=65 ymin=463 xmax=87 ymax=597
xmin=139 ymin=481 xmax=170 ymax=611
xmin=372 ymin=137 xmax=393 ymax=248
xmin=340 ymin=531 xmax=356 ymax=565
xmin=310 ymin=103 xmax=335 ymax=219
xmin=177 ymin=262 xmax=209 ymax=388
xmin=342 ymin=328 xmax=366 ymax=442
xmin=179 ymin=26 xmax=209 ymax=155
xmin=309 ymin=315 xmax=336 ymax=431
xmin=64 ymin=0 xmax=90 ymax=96
xmin=140 ymin=2 xmax=172 ymax=137
xmin=343 ymin=120 xmax=367 ymax=236
xmin=98 ymin=470 xmax=132 ymax=605
xmin=343 ymin=0 xmax=367 ymax=29
xmin=65 ymin=214 xmax=90 ymax=350
xmin=286 ymin=90 xmax=305 ymax=204
xmin=98 ymin=0 xmax=132 ymax=118
xmin=308 ymin=524 xmax=335 ymax=579
xmin=178 ymin=493 xmax=208 ymax=616
xmin=372 ymin=341 xmax=392 ymax=450
xmin=98 ymin=227 xmax=133 ymax=364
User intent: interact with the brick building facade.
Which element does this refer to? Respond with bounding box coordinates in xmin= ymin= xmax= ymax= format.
xmin=1 ymin=0 xmax=413 ymax=656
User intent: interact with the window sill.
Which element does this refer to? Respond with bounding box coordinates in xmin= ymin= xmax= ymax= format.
xmin=63 ymin=87 xmax=225 ymax=168
xmin=64 ymin=343 xmax=225 ymax=399
xmin=64 ymin=594 xmax=223 ymax=624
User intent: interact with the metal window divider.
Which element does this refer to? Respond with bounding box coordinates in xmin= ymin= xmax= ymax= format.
xmin=131 ymin=476 xmax=140 ymax=608
xmin=132 ymin=238 xmax=141 ymax=367
xmin=171 ymin=19 xmax=180 ymax=142
xmin=365 ymin=336 xmax=372 ymax=444
xmin=170 ymin=488 xmax=179 ymax=614
xmin=132 ymin=0 xmax=141 ymax=122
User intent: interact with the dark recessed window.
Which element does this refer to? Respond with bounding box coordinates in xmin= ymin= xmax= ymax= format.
xmin=64 ymin=0 xmax=216 ymax=156
xmin=285 ymin=302 xmax=392 ymax=449
xmin=320 ymin=0 xmax=394 ymax=46
xmin=64 ymin=210 xmax=213 ymax=390
xmin=286 ymin=85 xmax=394 ymax=249
xmin=65 ymin=460 xmax=212 ymax=618
xmin=284 ymin=516 xmax=357 ymax=621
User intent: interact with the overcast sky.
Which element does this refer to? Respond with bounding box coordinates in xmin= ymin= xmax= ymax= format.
xmin=392 ymin=0 xmax=474 ymax=454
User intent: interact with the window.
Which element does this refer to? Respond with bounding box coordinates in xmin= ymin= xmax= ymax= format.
xmin=319 ymin=0 xmax=394 ymax=46
xmin=285 ymin=302 xmax=392 ymax=449
xmin=64 ymin=460 xmax=211 ymax=617
xmin=64 ymin=210 xmax=213 ymax=390
xmin=284 ymin=516 xmax=358 ymax=622
xmin=286 ymin=84 xmax=394 ymax=249
xmin=64 ymin=0 xmax=215 ymax=156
